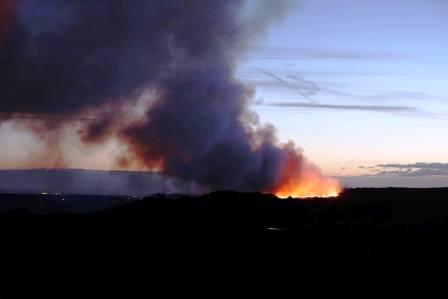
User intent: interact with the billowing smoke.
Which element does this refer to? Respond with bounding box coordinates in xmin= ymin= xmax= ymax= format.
xmin=0 ymin=0 xmax=340 ymax=196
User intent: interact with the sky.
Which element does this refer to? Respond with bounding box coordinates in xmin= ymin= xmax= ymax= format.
xmin=238 ymin=0 xmax=448 ymax=187
xmin=1 ymin=0 xmax=447 ymax=189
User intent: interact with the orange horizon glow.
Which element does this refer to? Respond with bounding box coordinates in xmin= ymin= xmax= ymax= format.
xmin=275 ymin=187 xmax=341 ymax=199
xmin=272 ymin=148 xmax=343 ymax=199
xmin=274 ymin=177 xmax=342 ymax=199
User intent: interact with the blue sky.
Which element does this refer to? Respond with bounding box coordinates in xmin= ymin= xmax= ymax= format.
xmin=237 ymin=0 xmax=448 ymax=187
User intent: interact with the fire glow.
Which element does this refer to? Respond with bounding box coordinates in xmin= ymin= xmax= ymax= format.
xmin=272 ymin=151 xmax=342 ymax=199
xmin=275 ymin=182 xmax=342 ymax=199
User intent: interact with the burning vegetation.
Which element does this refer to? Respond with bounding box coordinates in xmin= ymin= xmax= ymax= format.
xmin=272 ymin=149 xmax=342 ymax=199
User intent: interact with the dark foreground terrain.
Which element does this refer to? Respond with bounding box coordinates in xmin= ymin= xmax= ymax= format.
xmin=2 ymin=188 xmax=448 ymax=257
xmin=1 ymin=188 xmax=448 ymax=293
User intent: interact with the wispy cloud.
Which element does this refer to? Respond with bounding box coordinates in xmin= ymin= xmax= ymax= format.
xmin=252 ymin=68 xmax=370 ymax=102
xmin=251 ymin=47 xmax=408 ymax=61
xmin=252 ymin=69 xmax=438 ymax=117
xmin=255 ymin=68 xmax=320 ymax=102
xmin=251 ymin=68 xmax=433 ymax=102
xmin=370 ymin=163 xmax=448 ymax=177
xmin=265 ymin=102 xmax=419 ymax=114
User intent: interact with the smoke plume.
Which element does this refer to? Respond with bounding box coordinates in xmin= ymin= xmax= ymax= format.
xmin=0 ymin=0 xmax=340 ymax=196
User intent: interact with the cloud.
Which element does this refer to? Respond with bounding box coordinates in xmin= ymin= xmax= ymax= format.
xmin=341 ymin=164 xmax=448 ymax=187
xmin=372 ymin=163 xmax=448 ymax=177
xmin=251 ymin=69 xmax=436 ymax=107
xmin=255 ymin=68 xmax=320 ymax=101
xmin=265 ymin=102 xmax=419 ymax=114
xmin=251 ymin=69 xmax=439 ymax=117
xmin=338 ymin=175 xmax=448 ymax=188
xmin=251 ymin=47 xmax=407 ymax=61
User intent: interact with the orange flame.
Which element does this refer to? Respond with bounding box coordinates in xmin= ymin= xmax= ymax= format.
xmin=272 ymin=148 xmax=342 ymax=199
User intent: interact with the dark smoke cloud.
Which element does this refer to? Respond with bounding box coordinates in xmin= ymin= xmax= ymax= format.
xmin=0 ymin=0 xmax=293 ymax=115
xmin=0 ymin=0 xmax=334 ymax=193
xmin=1 ymin=0 xmax=182 ymax=114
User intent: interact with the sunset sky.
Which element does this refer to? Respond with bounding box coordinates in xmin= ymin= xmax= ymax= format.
xmin=239 ymin=0 xmax=448 ymax=187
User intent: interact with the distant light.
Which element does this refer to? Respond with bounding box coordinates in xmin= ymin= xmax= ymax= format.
xmin=266 ymin=227 xmax=285 ymax=231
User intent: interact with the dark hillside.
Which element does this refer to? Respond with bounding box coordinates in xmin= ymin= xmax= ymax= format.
xmin=1 ymin=189 xmax=448 ymax=262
